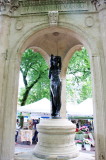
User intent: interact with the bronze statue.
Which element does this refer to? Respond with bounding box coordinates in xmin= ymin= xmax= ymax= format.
xmin=49 ymin=55 xmax=62 ymax=118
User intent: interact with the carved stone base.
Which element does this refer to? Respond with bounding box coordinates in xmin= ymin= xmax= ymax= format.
xmin=33 ymin=119 xmax=79 ymax=160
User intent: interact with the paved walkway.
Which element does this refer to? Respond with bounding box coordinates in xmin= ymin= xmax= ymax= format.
xmin=15 ymin=143 xmax=95 ymax=160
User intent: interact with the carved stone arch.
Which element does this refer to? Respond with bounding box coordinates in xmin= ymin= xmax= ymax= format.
xmin=16 ymin=23 xmax=49 ymax=55
xmin=29 ymin=46 xmax=50 ymax=66
xmin=13 ymin=21 xmax=96 ymax=63
xmin=10 ymin=23 xmax=49 ymax=62
xmin=58 ymin=22 xmax=98 ymax=57
xmin=61 ymin=44 xmax=83 ymax=78
xmin=60 ymin=43 xmax=92 ymax=118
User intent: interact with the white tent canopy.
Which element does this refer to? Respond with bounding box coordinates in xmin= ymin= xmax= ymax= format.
xmin=78 ymin=98 xmax=93 ymax=116
xmin=17 ymin=98 xmax=51 ymax=113
xmin=67 ymin=98 xmax=93 ymax=117
xmin=17 ymin=98 xmax=93 ymax=117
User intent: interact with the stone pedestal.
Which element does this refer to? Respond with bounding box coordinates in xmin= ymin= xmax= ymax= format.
xmin=33 ymin=119 xmax=79 ymax=160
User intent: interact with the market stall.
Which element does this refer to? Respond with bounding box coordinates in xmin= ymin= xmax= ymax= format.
xmin=17 ymin=98 xmax=94 ymax=145
xmin=67 ymin=98 xmax=93 ymax=119
xmin=20 ymin=129 xmax=33 ymax=144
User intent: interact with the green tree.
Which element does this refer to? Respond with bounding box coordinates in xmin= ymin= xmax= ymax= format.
xmin=18 ymin=49 xmax=50 ymax=106
xmin=66 ymin=48 xmax=92 ymax=104
xmin=18 ymin=48 xmax=92 ymax=106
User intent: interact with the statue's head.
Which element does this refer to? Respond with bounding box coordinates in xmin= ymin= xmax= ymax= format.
xmin=51 ymin=54 xmax=61 ymax=60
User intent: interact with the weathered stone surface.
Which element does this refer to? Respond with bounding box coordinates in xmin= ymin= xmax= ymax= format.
xmin=33 ymin=119 xmax=78 ymax=159
xmin=0 ymin=1 xmax=106 ymax=160
xmin=14 ymin=151 xmax=94 ymax=160
xmin=0 ymin=0 xmax=105 ymax=14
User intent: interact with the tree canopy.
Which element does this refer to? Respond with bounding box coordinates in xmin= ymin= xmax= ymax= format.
xmin=18 ymin=49 xmax=50 ymax=106
xmin=66 ymin=47 xmax=92 ymax=104
xmin=18 ymin=48 xmax=92 ymax=106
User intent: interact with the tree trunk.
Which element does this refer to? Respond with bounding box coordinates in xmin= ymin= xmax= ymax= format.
xmin=20 ymin=75 xmax=41 ymax=106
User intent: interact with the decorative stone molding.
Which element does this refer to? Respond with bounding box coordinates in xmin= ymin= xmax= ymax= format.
xmin=85 ymin=16 xmax=94 ymax=27
xmin=0 ymin=52 xmax=7 ymax=61
xmin=90 ymin=0 xmax=101 ymax=10
xmin=18 ymin=0 xmax=89 ymax=15
xmin=0 ymin=0 xmax=19 ymax=12
xmin=0 ymin=0 xmax=106 ymax=14
xmin=15 ymin=20 xmax=24 ymax=30
xmin=20 ymin=0 xmax=87 ymax=6
xmin=10 ymin=0 xmax=20 ymax=12
xmin=48 ymin=11 xmax=58 ymax=26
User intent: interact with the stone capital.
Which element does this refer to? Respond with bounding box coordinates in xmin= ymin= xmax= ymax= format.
xmin=0 ymin=0 xmax=19 ymax=12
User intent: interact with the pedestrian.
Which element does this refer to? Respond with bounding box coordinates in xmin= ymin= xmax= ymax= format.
xmin=32 ymin=119 xmax=39 ymax=144
xmin=15 ymin=119 xmax=20 ymax=144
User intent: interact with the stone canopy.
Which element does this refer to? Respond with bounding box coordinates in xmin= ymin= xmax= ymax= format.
xmin=24 ymin=27 xmax=81 ymax=58
xmin=0 ymin=0 xmax=106 ymax=160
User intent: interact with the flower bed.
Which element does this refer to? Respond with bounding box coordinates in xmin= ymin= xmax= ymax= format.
xmin=75 ymin=140 xmax=83 ymax=144
xmin=75 ymin=140 xmax=83 ymax=150
xmin=83 ymin=138 xmax=92 ymax=145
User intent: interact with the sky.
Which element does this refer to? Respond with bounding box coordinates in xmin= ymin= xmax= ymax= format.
xmin=18 ymin=72 xmax=24 ymax=89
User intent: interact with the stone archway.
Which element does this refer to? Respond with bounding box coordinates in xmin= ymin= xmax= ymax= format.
xmin=0 ymin=1 xmax=106 ymax=159
xmin=17 ymin=26 xmax=93 ymax=119
xmin=15 ymin=25 xmax=103 ymax=159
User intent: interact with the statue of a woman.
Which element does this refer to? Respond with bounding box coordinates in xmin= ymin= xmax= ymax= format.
xmin=49 ymin=55 xmax=62 ymax=118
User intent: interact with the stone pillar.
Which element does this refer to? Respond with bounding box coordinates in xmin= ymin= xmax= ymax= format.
xmin=0 ymin=16 xmax=20 ymax=160
xmin=91 ymin=7 xmax=106 ymax=160
xmin=33 ymin=119 xmax=79 ymax=160
xmin=1 ymin=59 xmax=20 ymax=160
xmin=91 ymin=55 xmax=106 ymax=160
xmin=60 ymin=77 xmax=67 ymax=118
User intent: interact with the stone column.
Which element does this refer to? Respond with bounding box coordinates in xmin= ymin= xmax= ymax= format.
xmin=60 ymin=77 xmax=67 ymax=118
xmin=1 ymin=59 xmax=20 ymax=160
xmin=91 ymin=55 xmax=106 ymax=160
xmin=92 ymin=7 xmax=106 ymax=160
xmin=0 ymin=16 xmax=20 ymax=160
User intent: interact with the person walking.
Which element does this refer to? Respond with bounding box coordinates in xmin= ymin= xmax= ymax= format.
xmin=15 ymin=119 xmax=20 ymax=144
